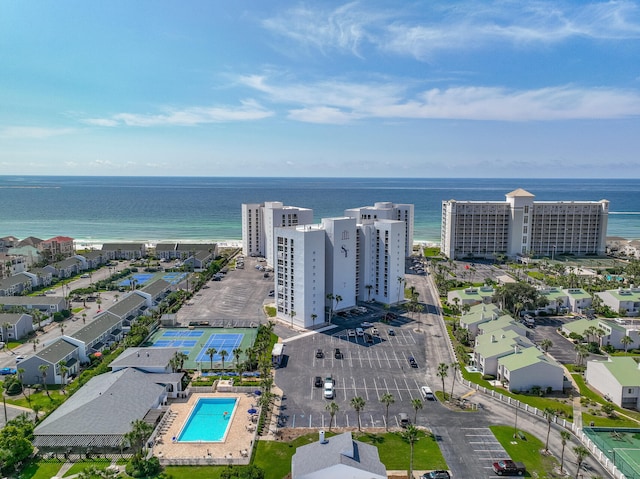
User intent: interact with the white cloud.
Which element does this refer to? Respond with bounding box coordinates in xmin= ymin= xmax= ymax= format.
xmin=84 ymin=101 xmax=273 ymax=127
xmin=262 ymin=1 xmax=640 ymax=59
xmin=242 ymin=75 xmax=640 ymax=122
xmin=0 ymin=126 xmax=75 ymax=139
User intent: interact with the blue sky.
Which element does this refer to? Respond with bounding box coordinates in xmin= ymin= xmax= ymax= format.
xmin=2 ymin=0 xmax=640 ymax=178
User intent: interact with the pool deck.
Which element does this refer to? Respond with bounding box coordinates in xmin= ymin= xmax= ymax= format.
xmin=153 ymin=392 xmax=258 ymax=465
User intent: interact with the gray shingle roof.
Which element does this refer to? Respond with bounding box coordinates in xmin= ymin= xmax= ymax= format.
xmin=105 ymin=293 xmax=146 ymax=318
xmin=37 ymin=338 xmax=78 ymax=364
xmin=110 ymin=347 xmax=179 ymax=370
xmin=0 ymin=312 xmax=29 ymax=326
xmin=33 ymin=368 xmax=166 ymax=437
xmin=0 ymin=296 xmax=66 ymax=308
xmin=101 ymin=243 xmax=145 ymax=251
xmin=71 ymin=313 xmax=122 ymax=344
xmin=140 ymin=279 xmax=170 ymax=297
xmin=292 ymin=432 xmax=387 ymax=479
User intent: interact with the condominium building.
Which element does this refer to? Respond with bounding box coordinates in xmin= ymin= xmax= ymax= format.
xmin=441 ymin=189 xmax=609 ymax=260
xmin=274 ymin=217 xmax=406 ymax=328
xmin=345 ymin=202 xmax=414 ymax=257
xmin=241 ymin=202 xmax=314 ymax=265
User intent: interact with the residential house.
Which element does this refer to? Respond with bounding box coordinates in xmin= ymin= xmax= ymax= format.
xmin=596 ymin=319 xmax=640 ymax=351
xmin=68 ymin=313 xmax=125 ymax=362
xmin=538 ymin=287 xmax=569 ymax=314
xmin=596 ymin=288 xmax=640 ymax=317
xmin=0 ymin=272 xmax=34 ymax=296
xmin=0 ymin=296 xmax=67 ymax=315
xmin=459 ymin=303 xmax=502 ymax=337
xmin=29 ymin=268 xmax=53 ymax=287
xmin=7 ymin=244 xmax=41 ymax=267
xmin=478 ymin=314 xmax=531 ymax=339
xmin=101 ymin=243 xmax=146 ymax=260
xmin=138 ymin=279 xmax=172 ymax=306
xmin=39 ymin=236 xmax=75 ymax=260
xmin=44 ymin=257 xmax=84 ymax=279
xmin=474 ymin=329 xmax=535 ymax=377
xmin=497 ymin=347 xmax=565 ymax=392
xmin=0 ymin=253 xmax=27 ymax=278
xmin=20 ymin=337 xmax=81 ymax=385
xmin=0 ymin=312 xmax=33 ymax=341
xmin=292 ymin=431 xmax=387 ymax=479
xmin=564 ymin=288 xmax=593 ymax=314
xmin=33 ymin=367 xmax=170 ymax=454
xmin=79 ymin=250 xmax=105 ymax=269
xmin=448 ymin=286 xmax=496 ymax=308
xmin=586 ymin=357 xmax=640 ymax=409
xmin=182 ymin=249 xmax=216 ymax=271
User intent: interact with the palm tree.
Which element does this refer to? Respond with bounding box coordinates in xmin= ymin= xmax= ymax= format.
xmin=402 ymin=424 xmax=420 ymax=479
xmin=437 ymin=363 xmax=449 ymax=400
xmin=233 ymin=347 xmax=243 ymax=369
xmin=59 ymin=322 xmax=65 ymax=336
xmin=82 ymin=312 xmax=87 ymax=324
xmin=31 ymin=338 xmax=39 ymax=352
xmin=575 ymin=343 xmax=590 ymax=366
xmin=17 ymin=367 xmax=29 ymax=405
xmin=365 ymin=284 xmax=373 ymax=302
xmin=58 ymin=360 xmax=69 ymax=393
xmin=543 ymin=407 xmax=556 ymax=451
xmin=32 ymin=403 xmax=42 ymax=423
xmin=411 ymin=398 xmax=423 ymax=423
xmin=560 ymin=430 xmax=571 ymax=473
xmin=123 ymin=419 xmax=154 ymax=456
xmin=380 ymin=393 xmax=395 ymax=431
xmin=540 ymin=338 xmax=553 ymax=354
xmin=311 ymin=313 xmax=317 ymax=328
xmin=206 ymin=347 xmax=217 ymax=369
xmin=325 ymin=401 xmax=339 ymax=432
xmin=573 ymin=445 xmax=590 ymax=479
xmin=326 ymin=293 xmax=335 ymax=322
xmin=219 ymin=349 xmax=228 ymax=369
xmin=334 ymin=296 xmax=342 ymax=316
xmin=450 ymin=362 xmax=459 ymax=401
xmin=38 ymin=364 xmax=50 ymax=398
xmin=397 ymin=276 xmax=405 ymax=304
xmin=350 ymin=396 xmax=366 ymax=432
xmin=621 ymin=335 xmax=634 ymax=353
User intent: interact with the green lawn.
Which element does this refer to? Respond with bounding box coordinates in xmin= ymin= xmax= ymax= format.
xmin=490 ymin=425 xmax=559 ymax=479
xmin=572 ymin=373 xmax=640 ymax=425
xmin=164 ymin=465 xmax=225 ymax=479
xmin=253 ymin=430 xmax=447 ymax=479
xmin=62 ymin=459 xmax=113 ymax=477
xmin=20 ymin=460 xmax=65 ymax=479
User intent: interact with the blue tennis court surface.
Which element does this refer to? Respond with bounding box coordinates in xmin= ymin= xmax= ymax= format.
xmin=195 ymin=334 xmax=244 ymax=363
xmin=154 ymin=340 xmax=198 ymax=348
xmin=162 ymin=330 xmax=204 ymax=338
xmin=120 ymin=273 xmax=155 ymax=287
xmin=163 ymin=272 xmax=187 ymax=285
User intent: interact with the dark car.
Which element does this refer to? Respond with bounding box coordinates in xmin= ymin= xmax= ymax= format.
xmin=314 ymin=376 xmax=323 ymax=387
xmin=421 ymin=471 xmax=451 ymax=479
xmin=408 ymin=356 xmax=418 ymax=368
xmin=364 ymin=333 xmax=374 ymax=343
xmin=388 ymin=328 xmax=396 ymax=336
xmin=334 ymin=348 xmax=342 ymax=359
xmin=315 ymin=349 xmax=324 ymax=358
xmin=492 ymin=460 xmax=526 ymax=476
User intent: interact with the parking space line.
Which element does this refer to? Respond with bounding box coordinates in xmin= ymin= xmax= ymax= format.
xmin=394 ymin=377 xmax=403 ymax=400
xmin=384 ymin=350 xmax=392 ymax=368
xmin=373 ymin=377 xmax=380 ymax=398
xmin=362 ymin=378 xmax=369 ymax=401
xmin=367 ymin=351 xmax=373 ymax=369
xmin=404 ymin=378 xmax=415 ymax=399
xmin=383 ymin=377 xmax=390 ymax=394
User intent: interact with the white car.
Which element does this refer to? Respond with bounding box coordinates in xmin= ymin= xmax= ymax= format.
xmin=355 ymin=327 xmax=364 ymax=337
xmin=371 ymin=327 xmax=380 ymax=336
xmin=347 ymin=329 xmax=356 ymax=338
xmin=324 ymin=377 xmax=335 ymax=399
xmin=420 ymin=386 xmax=435 ymax=400
xmin=361 ymin=321 xmax=373 ymax=327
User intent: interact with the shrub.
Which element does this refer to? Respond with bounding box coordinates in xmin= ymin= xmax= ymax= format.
xmin=482 ymin=374 xmax=496 ymax=381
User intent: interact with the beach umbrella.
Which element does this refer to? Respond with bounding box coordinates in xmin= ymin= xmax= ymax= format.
xmin=93 ymin=352 xmax=102 ymax=358
xmin=247 ymin=408 xmax=257 ymax=415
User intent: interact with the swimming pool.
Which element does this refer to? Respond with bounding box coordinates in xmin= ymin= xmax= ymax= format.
xmin=176 ymin=397 xmax=238 ymax=442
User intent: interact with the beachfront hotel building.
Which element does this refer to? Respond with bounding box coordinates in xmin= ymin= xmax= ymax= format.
xmin=441 ymin=188 xmax=609 ymax=260
xmin=241 ymin=202 xmax=314 ymax=265
xmin=273 ymin=216 xmax=406 ymax=328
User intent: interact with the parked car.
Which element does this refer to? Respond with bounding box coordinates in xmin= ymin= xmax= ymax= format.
xmin=355 ymin=327 xmax=364 ymax=337
xmin=399 ymin=412 xmax=410 ymax=428
xmin=315 ymin=349 xmax=324 ymax=358
xmin=388 ymin=328 xmax=395 ymax=336
xmin=361 ymin=321 xmax=373 ymax=327
xmin=323 ymin=376 xmax=335 ymax=399
xmin=347 ymin=329 xmax=356 ymax=338
xmin=0 ymin=368 xmax=16 ymax=375
xmin=371 ymin=327 xmax=379 ymax=336
xmin=364 ymin=333 xmax=374 ymax=343
xmin=408 ymin=356 xmax=418 ymax=368
xmin=314 ymin=376 xmax=323 ymax=387
xmin=421 ymin=471 xmax=451 ymax=479
xmin=492 ymin=460 xmax=526 ymax=476
xmin=334 ymin=348 xmax=342 ymax=359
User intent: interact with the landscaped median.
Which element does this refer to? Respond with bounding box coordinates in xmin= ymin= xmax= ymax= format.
xmin=490 ymin=425 xmax=559 ymax=478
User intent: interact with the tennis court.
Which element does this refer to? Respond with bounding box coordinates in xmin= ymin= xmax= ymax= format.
xmin=584 ymin=427 xmax=640 ymax=479
xmin=119 ymin=273 xmax=155 ymax=287
xmin=148 ymin=327 xmax=258 ymax=370
xmin=163 ymin=272 xmax=187 ymax=285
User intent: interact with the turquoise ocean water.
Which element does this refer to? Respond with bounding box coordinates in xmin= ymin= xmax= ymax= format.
xmin=1 ymin=176 xmax=639 ymax=246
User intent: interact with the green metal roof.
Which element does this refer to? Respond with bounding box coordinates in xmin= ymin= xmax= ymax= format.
xmin=565 ymin=288 xmax=591 ymax=299
xmin=498 ymin=346 xmax=562 ymax=372
xmin=563 ymin=318 xmax=600 ymax=335
xmin=599 ymin=357 xmax=640 ymax=386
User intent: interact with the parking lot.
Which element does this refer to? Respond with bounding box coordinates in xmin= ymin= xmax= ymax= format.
xmin=274 ymin=320 xmax=438 ymax=429
xmin=530 ymin=316 xmax=606 ymax=364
